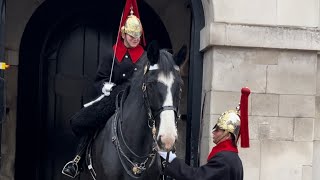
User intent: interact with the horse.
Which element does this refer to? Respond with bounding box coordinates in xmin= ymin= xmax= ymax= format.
xmin=90 ymin=42 xmax=187 ymax=180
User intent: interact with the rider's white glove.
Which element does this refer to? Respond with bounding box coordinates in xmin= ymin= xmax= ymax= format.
xmin=102 ymin=82 xmax=115 ymax=96
xmin=158 ymin=151 xmax=176 ymax=163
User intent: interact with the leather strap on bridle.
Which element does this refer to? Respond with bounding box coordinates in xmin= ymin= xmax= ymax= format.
xmin=112 ymin=88 xmax=158 ymax=179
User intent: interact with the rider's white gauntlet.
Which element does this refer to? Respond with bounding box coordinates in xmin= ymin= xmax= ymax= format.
xmin=102 ymin=82 xmax=116 ymax=96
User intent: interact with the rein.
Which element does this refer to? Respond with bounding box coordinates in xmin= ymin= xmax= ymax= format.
xmin=112 ymin=88 xmax=158 ymax=178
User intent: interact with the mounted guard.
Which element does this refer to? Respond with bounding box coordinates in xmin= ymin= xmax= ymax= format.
xmin=62 ymin=0 xmax=147 ymax=178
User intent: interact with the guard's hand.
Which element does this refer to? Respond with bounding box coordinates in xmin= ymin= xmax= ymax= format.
xmin=102 ymin=82 xmax=115 ymax=96
xmin=158 ymin=151 xmax=176 ymax=163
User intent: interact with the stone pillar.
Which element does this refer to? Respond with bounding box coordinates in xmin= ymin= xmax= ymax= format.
xmin=0 ymin=50 xmax=18 ymax=180
xmin=200 ymin=21 xmax=319 ymax=180
xmin=314 ymin=56 xmax=320 ymax=180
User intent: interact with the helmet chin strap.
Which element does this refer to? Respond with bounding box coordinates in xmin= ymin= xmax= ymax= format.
xmin=214 ymin=131 xmax=230 ymax=145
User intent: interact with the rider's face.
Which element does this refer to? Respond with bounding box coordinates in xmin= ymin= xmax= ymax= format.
xmin=122 ymin=33 xmax=141 ymax=48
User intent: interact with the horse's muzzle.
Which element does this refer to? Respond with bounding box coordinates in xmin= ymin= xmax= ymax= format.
xmin=157 ymin=135 xmax=177 ymax=151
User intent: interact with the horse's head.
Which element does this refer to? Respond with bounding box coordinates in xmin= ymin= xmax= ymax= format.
xmin=142 ymin=42 xmax=187 ymax=151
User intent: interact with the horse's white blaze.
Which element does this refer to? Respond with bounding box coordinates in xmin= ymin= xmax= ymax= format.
xmin=157 ymin=72 xmax=177 ymax=150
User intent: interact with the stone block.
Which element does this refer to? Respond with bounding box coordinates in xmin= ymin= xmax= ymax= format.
xmin=199 ymin=136 xmax=210 ymax=165
xmin=202 ymin=49 xmax=214 ymax=91
xmin=5 ymin=50 xmax=19 ymax=66
xmin=212 ymin=47 xmax=267 ymax=93
xmin=239 ymin=140 xmax=260 ymax=167
xmin=251 ymin=93 xmax=279 ymax=116
xmin=5 ymin=67 xmax=18 ymax=108
xmin=0 ymin=108 xmax=16 ymax=180
xmin=256 ymin=116 xmax=294 ymax=140
xmin=279 ymin=95 xmax=315 ymax=118
xmin=239 ymin=140 xmax=260 ymax=180
xmin=201 ymin=114 xmax=212 ymax=138
xmin=315 ymin=96 xmax=320 ymax=140
xmin=313 ymin=141 xmax=320 ymax=180
xmin=267 ymin=51 xmax=317 ymax=95
xmin=277 ymin=0 xmax=319 ymax=27
xmin=260 ymin=140 xmax=313 ymax=180
xmin=249 ymin=116 xmax=259 ymax=140
xmin=294 ymin=118 xmax=314 ymax=141
xmin=226 ymin=24 xmax=268 ymax=48
xmin=317 ymin=57 xmax=320 ymax=96
xmin=244 ymin=48 xmax=279 ymax=65
xmin=213 ymin=0 xmax=277 ymax=25
xmin=201 ymin=22 xmax=320 ymax=51
xmin=250 ymin=116 xmax=294 ymax=140
xmin=210 ymin=91 xmax=252 ymax=115
xmin=0 ymin=153 xmax=15 ymax=180
xmin=203 ymin=90 xmax=212 ymax=116
xmin=302 ymin=165 xmax=312 ymax=180
xmin=243 ymin=167 xmax=260 ymax=180
xmin=200 ymin=23 xmax=226 ymax=51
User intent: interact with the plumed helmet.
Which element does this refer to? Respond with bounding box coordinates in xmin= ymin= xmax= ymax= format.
xmin=121 ymin=8 xmax=142 ymax=38
xmin=213 ymin=87 xmax=251 ymax=148
xmin=116 ymin=0 xmax=146 ymax=46
xmin=214 ymin=110 xmax=241 ymax=139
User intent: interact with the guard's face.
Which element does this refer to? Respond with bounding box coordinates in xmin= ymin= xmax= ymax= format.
xmin=212 ymin=127 xmax=226 ymax=144
xmin=122 ymin=33 xmax=141 ymax=48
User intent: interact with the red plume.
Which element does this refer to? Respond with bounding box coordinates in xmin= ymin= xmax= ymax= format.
xmin=240 ymin=87 xmax=250 ymax=148
xmin=117 ymin=0 xmax=146 ymax=46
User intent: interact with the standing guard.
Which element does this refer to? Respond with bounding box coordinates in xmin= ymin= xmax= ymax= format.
xmin=158 ymin=87 xmax=251 ymax=180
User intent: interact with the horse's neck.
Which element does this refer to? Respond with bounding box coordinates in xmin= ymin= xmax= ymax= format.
xmin=120 ymin=92 xmax=154 ymax=154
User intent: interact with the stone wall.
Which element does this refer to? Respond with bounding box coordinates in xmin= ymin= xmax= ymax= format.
xmin=200 ymin=1 xmax=320 ymax=179
xmin=212 ymin=0 xmax=319 ymax=27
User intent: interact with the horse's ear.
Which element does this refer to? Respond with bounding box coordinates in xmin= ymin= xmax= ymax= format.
xmin=174 ymin=45 xmax=187 ymax=66
xmin=147 ymin=41 xmax=160 ymax=65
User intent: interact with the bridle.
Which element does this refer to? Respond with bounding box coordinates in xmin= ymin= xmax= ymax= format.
xmin=142 ymin=63 xmax=182 ymax=180
xmin=111 ymin=63 xmax=181 ymax=178
xmin=142 ymin=63 xmax=181 ymax=141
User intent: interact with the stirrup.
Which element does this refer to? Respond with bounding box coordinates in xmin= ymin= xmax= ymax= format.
xmin=62 ymin=155 xmax=81 ymax=178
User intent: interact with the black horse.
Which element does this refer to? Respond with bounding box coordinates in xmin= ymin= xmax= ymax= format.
xmin=90 ymin=43 xmax=187 ymax=179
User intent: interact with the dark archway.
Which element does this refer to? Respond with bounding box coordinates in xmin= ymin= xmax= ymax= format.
xmin=16 ymin=0 xmax=171 ymax=179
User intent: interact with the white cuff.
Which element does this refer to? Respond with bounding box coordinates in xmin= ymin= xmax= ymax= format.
xmin=158 ymin=151 xmax=176 ymax=163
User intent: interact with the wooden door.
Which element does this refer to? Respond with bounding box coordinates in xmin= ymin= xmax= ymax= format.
xmin=44 ymin=25 xmax=112 ymax=180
